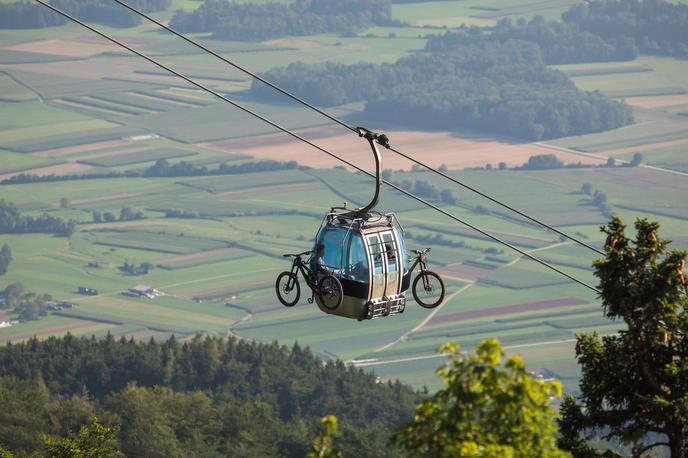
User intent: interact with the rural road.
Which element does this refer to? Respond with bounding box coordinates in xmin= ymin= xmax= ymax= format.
xmin=536 ymin=142 xmax=688 ymax=178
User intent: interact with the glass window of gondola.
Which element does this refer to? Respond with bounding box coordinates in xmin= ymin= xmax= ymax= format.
xmin=314 ymin=227 xmax=370 ymax=282
xmin=346 ymin=232 xmax=369 ymax=282
xmin=394 ymin=219 xmax=409 ymax=274
xmin=314 ymin=227 xmax=346 ymax=272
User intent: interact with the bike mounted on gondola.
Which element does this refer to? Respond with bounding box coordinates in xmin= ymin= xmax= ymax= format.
xmin=276 ymin=128 xmax=446 ymax=321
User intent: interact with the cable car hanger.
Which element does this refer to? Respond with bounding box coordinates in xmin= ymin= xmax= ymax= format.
xmin=109 ymin=0 xmax=604 ymax=257
xmin=31 ymin=0 xmax=601 ymax=296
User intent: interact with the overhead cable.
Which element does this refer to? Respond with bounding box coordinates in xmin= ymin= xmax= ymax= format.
xmin=33 ymin=0 xmax=601 ymax=294
xmin=110 ymin=0 xmax=605 ymax=256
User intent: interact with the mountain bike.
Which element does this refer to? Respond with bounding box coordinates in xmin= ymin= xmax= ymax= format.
xmin=410 ymin=248 xmax=445 ymax=308
xmin=276 ymin=251 xmax=343 ymax=310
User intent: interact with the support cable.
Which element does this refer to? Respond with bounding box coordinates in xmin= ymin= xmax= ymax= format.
xmin=33 ymin=0 xmax=601 ymax=294
xmin=110 ymin=0 xmax=605 ymax=256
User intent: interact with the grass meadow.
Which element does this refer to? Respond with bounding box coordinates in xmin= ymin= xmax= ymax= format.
xmin=0 ymin=0 xmax=686 ymax=391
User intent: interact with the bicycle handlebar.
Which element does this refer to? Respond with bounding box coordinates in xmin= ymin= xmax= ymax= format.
xmin=283 ymin=250 xmax=312 ymax=258
xmin=411 ymin=248 xmax=431 ymax=255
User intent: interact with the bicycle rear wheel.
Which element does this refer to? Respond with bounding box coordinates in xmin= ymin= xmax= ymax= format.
xmin=318 ymin=275 xmax=343 ymax=310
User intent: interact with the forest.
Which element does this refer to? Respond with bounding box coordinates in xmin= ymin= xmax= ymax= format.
xmin=169 ymin=0 xmax=397 ymax=41
xmin=0 ymin=0 xmax=170 ymax=29
xmin=252 ymin=40 xmax=632 ymax=140
xmin=563 ymin=0 xmax=688 ymax=58
xmin=427 ymin=0 xmax=688 ymax=61
xmin=0 ymin=335 xmax=418 ymax=457
xmin=426 ymin=16 xmax=639 ymax=64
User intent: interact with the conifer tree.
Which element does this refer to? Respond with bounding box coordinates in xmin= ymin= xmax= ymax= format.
xmin=559 ymin=218 xmax=688 ymax=457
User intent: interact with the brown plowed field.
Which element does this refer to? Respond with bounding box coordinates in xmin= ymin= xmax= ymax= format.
xmin=202 ymin=126 xmax=606 ymax=171
xmin=623 ymin=95 xmax=688 ymax=109
xmin=428 ymin=297 xmax=589 ymax=326
xmin=0 ymin=58 xmax=144 ymax=80
xmin=0 ymin=319 xmax=100 ymax=343
xmin=437 ymin=263 xmax=493 ymax=282
xmin=5 ymin=36 xmax=159 ymax=58
xmin=0 ymin=162 xmax=92 ymax=181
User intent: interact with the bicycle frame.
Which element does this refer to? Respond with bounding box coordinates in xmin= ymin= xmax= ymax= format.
xmin=288 ymin=256 xmax=319 ymax=292
xmin=409 ymin=253 xmax=428 ymax=274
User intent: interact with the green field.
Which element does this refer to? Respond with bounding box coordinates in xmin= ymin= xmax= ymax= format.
xmin=0 ymin=0 xmax=686 ymax=394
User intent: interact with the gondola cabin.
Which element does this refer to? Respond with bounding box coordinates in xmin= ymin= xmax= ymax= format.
xmin=276 ymin=127 xmax=445 ymax=320
xmin=312 ymin=210 xmax=410 ymax=320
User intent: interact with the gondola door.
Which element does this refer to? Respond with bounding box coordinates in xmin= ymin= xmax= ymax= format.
xmin=366 ymin=233 xmax=386 ymax=300
xmin=365 ymin=230 xmax=401 ymax=300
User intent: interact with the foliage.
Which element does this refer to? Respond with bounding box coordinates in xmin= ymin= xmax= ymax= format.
xmin=0 ymin=0 xmax=170 ymax=29
xmin=1 ymin=282 xmax=52 ymax=320
xmin=0 ymin=335 xmax=418 ymax=457
xmin=0 ymin=245 xmax=12 ymax=276
xmin=427 ymin=16 xmax=637 ymax=64
xmin=1 ymin=160 xmax=301 ymax=185
xmin=170 ymin=0 xmax=396 ymax=41
xmin=307 ymin=416 xmax=344 ymax=458
xmin=118 ymin=207 xmax=145 ymax=222
xmin=559 ymin=218 xmax=688 ymax=457
xmin=253 ymin=41 xmax=632 ymax=140
xmin=0 ymin=200 xmax=74 ymax=236
xmin=630 ymin=152 xmax=643 ymax=167
xmin=563 ymin=0 xmax=688 ymax=59
xmin=392 ymin=339 xmax=570 ymax=458
xmin=44 ymin=417 xmax=122 ymax=458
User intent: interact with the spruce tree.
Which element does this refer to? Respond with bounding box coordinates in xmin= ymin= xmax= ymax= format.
xmin=559 ymin=218 xmax=688 ymax=457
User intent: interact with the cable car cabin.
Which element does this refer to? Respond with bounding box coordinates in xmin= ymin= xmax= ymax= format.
xmin=276 ymin=127 xmax=445 ymax=320
xmin=313 ymin=211 xmax=410 ymax=320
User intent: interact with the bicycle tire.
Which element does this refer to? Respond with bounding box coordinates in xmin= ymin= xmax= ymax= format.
xmin=412 ymin=271 xmax=445 ymax=308
xmin=318 ymin=275 xmax=343 ymax=310
xmin=276 ymin=271 xmax=300 ymax=307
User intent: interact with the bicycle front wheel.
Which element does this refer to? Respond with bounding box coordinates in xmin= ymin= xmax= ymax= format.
xmin=276 ymin=271 xmax=300 ymax=307
xmin=412 ymin=271 xmax=445 ymax=309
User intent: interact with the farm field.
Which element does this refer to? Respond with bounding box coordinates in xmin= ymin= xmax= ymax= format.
xmin=0 ymin=0 xmax=686 ymax=393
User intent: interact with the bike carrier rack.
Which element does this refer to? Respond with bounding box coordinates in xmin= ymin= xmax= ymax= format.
xmin=364 ymin=294 xmax=406 ymax=320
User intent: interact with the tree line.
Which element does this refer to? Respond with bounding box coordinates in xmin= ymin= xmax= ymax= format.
xmin=0 ymin=200 xmax=74 ymax=236
xmin=426 ymin=15 xmax=639 ymax=64
xmin=563 ymin=0 xmax=688 ymax=59
xmin=169 ymin=0 xmax=398 ymax=41
xmin=427 ymin=0 xmax=688 ymax=62
xmin=0 ymin=0 xmax=170 ymax=30
xmin=0 ymin=159 xmax=301 ymax=185
xmin=253 ymin=40 xmax=632 ymax=140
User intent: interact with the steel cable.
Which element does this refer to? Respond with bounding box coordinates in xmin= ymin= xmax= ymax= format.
xmin=33 ymin=0 xmax=602 ymax=293
xmin=110 ymin=0 xmax=605 ymax=256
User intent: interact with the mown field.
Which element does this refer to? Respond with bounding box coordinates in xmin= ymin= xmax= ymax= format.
xmin=0 ymin=0 xmax=686 ymax=392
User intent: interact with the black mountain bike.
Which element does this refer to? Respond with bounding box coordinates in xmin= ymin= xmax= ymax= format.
xmin=410 ymin=248 xmax=445 ymax=308
xmin=276 ymin=251 xmax=343 ymax=309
